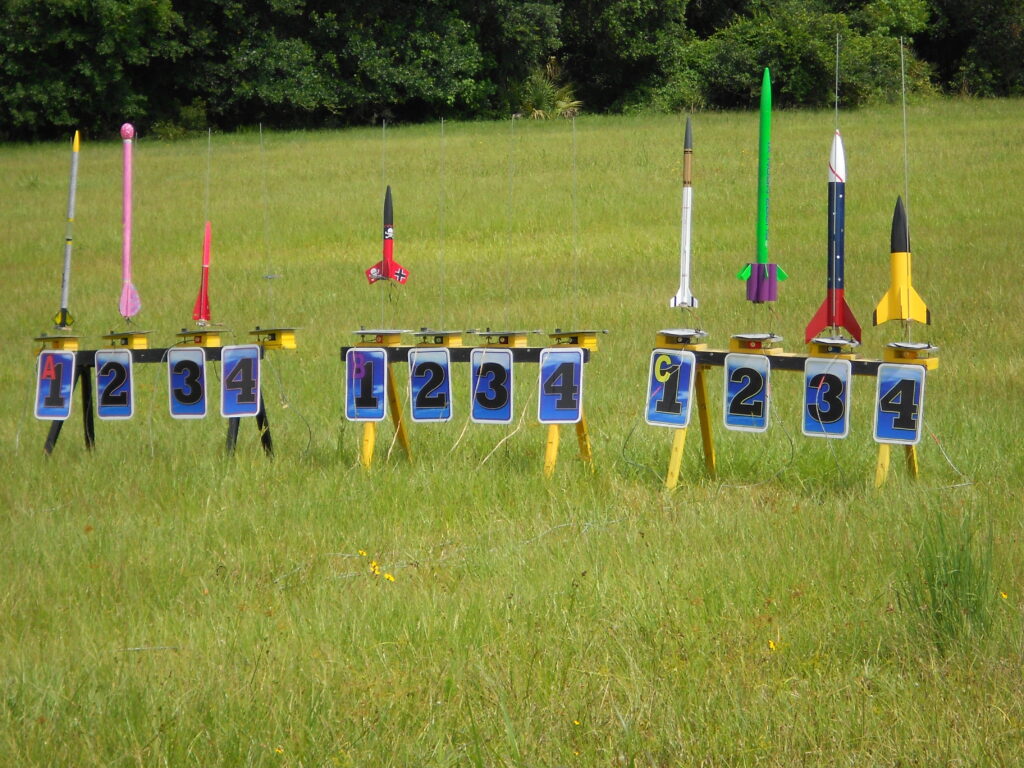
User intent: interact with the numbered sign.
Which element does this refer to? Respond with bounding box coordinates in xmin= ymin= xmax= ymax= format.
xmin=874 ymin=363 xmax=926 ymax=445
xmin=539 ymin=348 xmax=584 ymax=424
xmin=95 ymin=349 xmax=134 ymax=420
xmin=35 ymin=350 xmax=75 ymax=420
xmin=167 ymin=347 xmax=207 ymax=419
xmin=803 ymin=358 xmax=852 ymax=438
xmin=345 ymin=348 xmax=387 ymax=422
xmin=470 ymin=348 xmax=513 ymax=424
xmin=220 ymin=344 xmax=261 ymax=418
xmin=645 ymin=349 xmax=696 ymax=428
xmin=723 ymin=353 xmax=770 ymax=432
xmin=408 ymin=348 xmax=452 ymax=422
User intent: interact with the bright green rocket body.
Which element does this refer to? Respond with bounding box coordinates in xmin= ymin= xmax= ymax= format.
xmin=739 ymin=68 xmax=787 ymax=302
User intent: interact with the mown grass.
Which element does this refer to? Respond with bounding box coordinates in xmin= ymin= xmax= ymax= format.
xmin=2 ymin=99 xmax=1023 ymax=765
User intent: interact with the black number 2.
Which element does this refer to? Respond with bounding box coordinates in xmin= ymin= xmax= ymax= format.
xmin=414 ymin=361 xmax=448 ymax=410
xmin=728 ymin=367 xmax=765 ymax=417
xmin=98 ymin=361 xmax=129 ymax=407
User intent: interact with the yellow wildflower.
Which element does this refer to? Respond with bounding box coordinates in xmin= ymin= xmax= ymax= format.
xmin=384 ymin=573 xmax=395 ymax=582
xmin=274 ymin=746 xmax=284 ymax=755
xmin=1001 ymin=591 xmax=1008 ymax=600
xmin=768 ymin=639 xmax=777 ymax=652
xmin=358 ymin=550 xmax=367 ymax=557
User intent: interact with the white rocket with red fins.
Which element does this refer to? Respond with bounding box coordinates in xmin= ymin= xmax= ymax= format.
xmin=192 ymin=221 xmax=212 ymax=324
xmin=805 ymin=130 xmax=861 ymax=342
xmin=365 ymin=185 xmax=407 ymax=284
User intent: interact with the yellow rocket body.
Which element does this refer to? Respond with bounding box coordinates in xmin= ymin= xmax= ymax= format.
xmin=872 ymin=196 xmax=930 ymax=327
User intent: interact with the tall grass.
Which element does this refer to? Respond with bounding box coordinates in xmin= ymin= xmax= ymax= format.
xmin=1 ymin=100 xmax=1022 ymax=765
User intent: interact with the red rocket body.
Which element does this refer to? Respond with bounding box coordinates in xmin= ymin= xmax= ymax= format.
xmin=192 ymin=220 xmax=211 ymax=324
xmin=365 ymin=186 xmax=407 ymax=284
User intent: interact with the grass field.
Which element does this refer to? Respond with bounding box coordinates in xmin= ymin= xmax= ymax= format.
xmin=2 ymin=99 xmax=1023 ymax=766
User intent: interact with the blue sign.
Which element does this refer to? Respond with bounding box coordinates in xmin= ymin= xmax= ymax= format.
xmin=470 ymin=348 xmax=513 ymax=424
xmin=220 ymin=345 xmax=261 ymax=418
xmin=345 ymin=348 xmax=387 ymax=422
xmin=35 ymin=350 xmax=75 ymax=420
xmin=409 ymin=348 xmax=452 ymax=422
xmin=802 ymin=357 xmax=852 ymax=438
xmin=168 ymin=347 xmax=207 ymax=419
xmin=723 ymin=353 xmax=770 ymax=432
xmin=539 ymin=348 xmax=584 ymax=424
xmin=874 ymin=363 xmax=925 ymax=445
xmin=645 ymin=349 xmax=695 ymax=428
xmin=95 ymin=349 xmax=134 ymax=420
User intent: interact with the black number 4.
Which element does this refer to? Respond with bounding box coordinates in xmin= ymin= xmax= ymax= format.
xmin=543 ymin=362 xmax=579 ymax=410
xmin=225 ymin=357 xmax=258 ymax=405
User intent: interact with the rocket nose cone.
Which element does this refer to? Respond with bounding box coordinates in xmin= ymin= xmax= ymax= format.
xmin=829 ymin=131 xmax=846 ymax=182
xmin=890 ymin=196 xmax=910 ymax=253
xmin=684 ymin=116 xmax=693 ymax=150
xmin=383 ymin=185 xmax=393 ymax=223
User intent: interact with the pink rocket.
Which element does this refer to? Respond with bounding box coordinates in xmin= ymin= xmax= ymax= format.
xmin=118 ymin=123 xmax=141 ymax=319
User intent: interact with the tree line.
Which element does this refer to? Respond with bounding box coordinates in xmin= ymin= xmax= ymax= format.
xmin=2 ymin=0 xmax=1021 ymax=140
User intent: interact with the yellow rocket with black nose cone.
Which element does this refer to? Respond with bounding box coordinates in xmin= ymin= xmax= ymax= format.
xmin=873 ymin=196 xmax=930 ymax=326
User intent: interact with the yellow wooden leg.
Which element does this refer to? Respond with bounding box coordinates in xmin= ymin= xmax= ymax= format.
xmin=694 ymin=366 xmax=716 ymax=478
xmin=665 ymin=427 xmax=688 ymax=490
xmin=905 ymin=444 xmax=919 ymax=479
xmin=874 ymin=443 xmax=891 ymax=488
xmin=544 ymin=424 xmax=560 ymax=478
xmin=386 ymin=363 xmax=412 ymax=461
xmin=360 ymin=423 xmax=376 ymax=469
xmin=575 ymin=412 xmax=594 ymax=470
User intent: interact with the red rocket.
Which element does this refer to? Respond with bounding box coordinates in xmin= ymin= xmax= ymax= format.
xmin=365 ymin=186 xmax=407 ymax=284
xmin=192 ymin=221 xmax=212 ymax=324
xmin=805 ymin=130 xmax=861 ymax=342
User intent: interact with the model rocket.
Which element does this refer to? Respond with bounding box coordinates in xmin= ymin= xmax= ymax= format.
xmin=805 ymin=131 xmax=862 ymax=342
xmin=873 ymin=196 xmax=929 ymax=326
xmin=118 ymin=123 xmax=141 ymax=319
xmin=670 ymin=116 xmax=697 ymax=308
xmin=365 ymin=185 xmax=407 ymax=284
xmin=192 ymin=221 xmax=212 ymax=324
xmin=738 ymin=68 xmax=787 ymax=302
xmin=54 ymin=130 xmax=80 ymax=329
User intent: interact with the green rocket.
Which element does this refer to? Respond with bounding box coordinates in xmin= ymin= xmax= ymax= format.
xmin=738 ymin=68 xmax=787 ymax=302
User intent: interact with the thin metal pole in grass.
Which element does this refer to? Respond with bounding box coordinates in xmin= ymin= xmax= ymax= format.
xmin=439 ymin=118 xmax=446 ymax=329
xmin=381 ymin=119 xmax=387 ymax=328
xmin=571 ymin=116 xmax=581 ymax=328
xmin=505 ymin=114 xmax=519 ymax=329
xmin=899 ymin=37 xmax=912 ymax=343
xmin=258 ymin=124 xmax=278 ymax=307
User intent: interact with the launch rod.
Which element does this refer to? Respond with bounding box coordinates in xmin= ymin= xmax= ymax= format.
xmin=55 ymin=131 xmax=80 ymax=328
